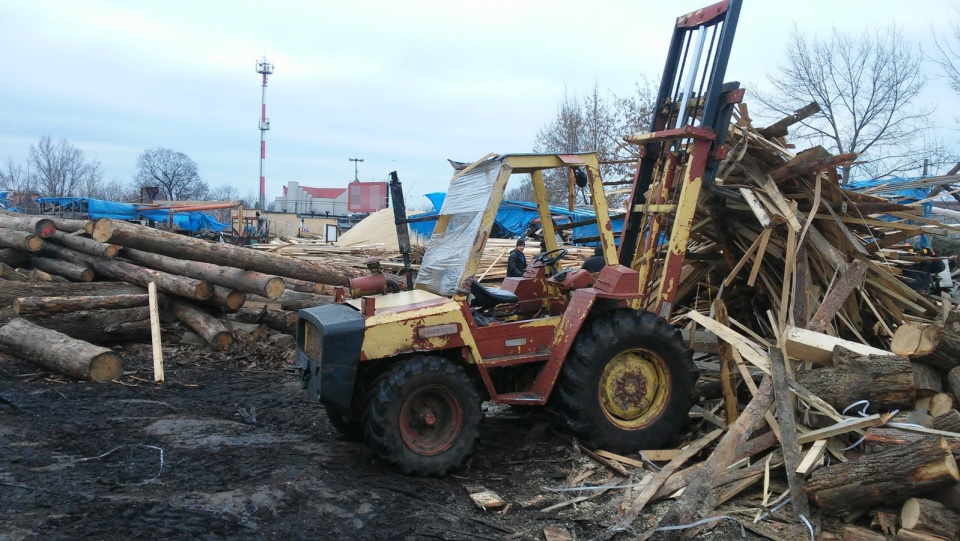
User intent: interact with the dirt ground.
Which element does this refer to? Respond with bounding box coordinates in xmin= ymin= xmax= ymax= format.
xmin=0 ymin=343 xmax=754 ymax=540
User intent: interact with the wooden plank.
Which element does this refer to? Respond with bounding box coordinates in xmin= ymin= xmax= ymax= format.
xmin=769 ymin=347 xmax=811 ymax=520
xmin=784 ymin=325 xmax=896 ymax=365
xmin=722 ymin=231 xmax=765 ymax=287
xmin=713 ymin=299 xmax=740 ymax=425
xmin=687 ymin=311 xmax=770 ymax=372
xmin=806 ymin=260 xmax=869 ymax=333
xmin=739 ymin=188 xmax=773 ymax=227
xmin=747 ymin=228 xmax=772 ymax=287
xmin=148 ymin=282 xmax=164 ymax=382
xmin=796 ymin=440 xmax=828 ymax=477
xmin=594 ymin=450 xmax=646 ymax=469
xmin=797 ymin=414 xmax=883 ymax=445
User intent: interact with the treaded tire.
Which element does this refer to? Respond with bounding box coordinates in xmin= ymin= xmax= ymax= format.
xmin=557 ymin=309 xmax=697 ymax=452
xmin=365 ymin=356 xmax=482 ymax=476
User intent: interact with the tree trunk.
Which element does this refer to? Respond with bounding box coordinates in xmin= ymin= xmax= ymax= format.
xmin=841 ymin=525 xmax=887 ymax=541
xmin=0 ymin=281 xmax=144 ymax=308
xmin=0 ymin=215 xmax=56 ymax=238
xmin=29 ymin=256 xmax=94 ymax=282
xmin=206 ymin=287 xmax=245 ymax=312
xmin=283 ymin=276 xmax=324 ymax=294
xmin=864 ymin=427 xmax=935 ymax=453
xmin=168 ymin=299 xmax=233 ymax=349
xmin=47 ymin=231 xmax=118 ymax=258
xmin=895 ymin=530 xmax=950 ymax=541
xmin=795 ymin=347 xmax=916 ymax=411
xmin=244 ymin=290 xmax=332 ymax=311
xmin=7 ymin=307 xmax=152 ymax=343
xmin=14 ymin=294 xmax=149 ymax=315
xmin=0 ymin=248 xmax=30 ymax=268
xmin=98 ymin=220 xmax=361 ymax=286
xmin=892 ymin=323 xmax=960 ymax=372
xmin=119 ymin=246 xmax=285 ymax=299
xmin=929 ymin=393 xmax=955 ymax=418
xmin=901 ymin=498 xmax=960 ymax=540
xmin=804 ymin=437 xmax=959 ymax=515
xmin=0 ymin=228 xmax=42 ymax=251
xmin=927 ymin=484 xmax=960 ymax=512
xmin=933 ymin=410 xmax=960 ymax=433
xmin=40 ymin=243 xmax=212 ymax=300
xmin=913 ymin=362 xmax=943 ymax=397
xmin=947 ymin=366 xmax=960 ymax=404
xmin=49 ymin=218 xmax=95 ymax=235
xmin=262 ymin=309 xmax=296 ymax=334
xmin=0 ymin=318 xmax=123 ymax=381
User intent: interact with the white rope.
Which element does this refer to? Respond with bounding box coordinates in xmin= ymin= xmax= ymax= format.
xmin=800 ymin=515 xmax=815 ymax=541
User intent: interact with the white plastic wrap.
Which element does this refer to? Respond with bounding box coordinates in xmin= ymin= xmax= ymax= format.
xmin=416 ymin=158 xmax=503 ymax=295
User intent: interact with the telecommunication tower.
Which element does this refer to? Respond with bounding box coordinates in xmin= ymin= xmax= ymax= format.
xmin=256 ymin=55 xmax=274 ymax=211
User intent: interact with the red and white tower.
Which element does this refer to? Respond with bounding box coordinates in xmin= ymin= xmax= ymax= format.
xmin=256 ymin=55 xmax=274 ymax=210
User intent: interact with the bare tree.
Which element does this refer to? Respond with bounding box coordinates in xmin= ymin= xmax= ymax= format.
xmin=508 ymin=81 xmax=655 ymax=205
xmin=134 ymin=147 xmax=208 ymax=201
xmin=0 ymin=158 xmax=37 ymax=194
xmin=933 ymin=12 xmax=960 ymax=96
xmin=28 ymin=136 xmax=104 ymax=197
xmin=756 ymin=26 xmax=934 ymax=181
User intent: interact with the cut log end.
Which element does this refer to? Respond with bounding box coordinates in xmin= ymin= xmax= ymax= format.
xmin=103 ymin=244 xmax=120 ymax=259
xmin=91 ymin=218 xmax=113 ymax=243
xmin=264 ymin=277 xmax=286 ymax=300
xmin=214 ymin=332 xmax=234 ymax=350
xmin=195 ymin=283 xmax=213 ymax=301
xmin=26 ymin=235 xmax=43 ymax=251
xmin=224 ymin=290 xmax=246 ymax=311
xmin=36 ymin=219 xmax=57 ymax=238
xmin=89 ymin=352 xmax=124 ymax=381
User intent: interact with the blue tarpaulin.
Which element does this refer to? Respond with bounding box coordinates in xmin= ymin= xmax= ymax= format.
xmin=36 ymin=197 xmax=229 ymax=232
xmin=846 ymin=176 xmax=936 ymax=248
xmin=409 ymin=192 xmax=622 ymax=246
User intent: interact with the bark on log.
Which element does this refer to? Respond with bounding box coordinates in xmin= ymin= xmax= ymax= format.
xmin=865 ymin=427 xmax=935 ymax=453
xmin=841 ymin=525 xmax=887 ymax=541
xmin=0 ymin=281 xmax=144 ymax=308
xmin=0 ymin=318 xmax=123 ymax=381
xmin=947 ymin=367 xmax=960 ymax=405
xmin=0 ymin=215 xmax=56 ymax=238
xmin=896 ymin=529 xmax=952 ymax=541
xmin=14 ymin=294 xmax=149 ymax=315
xmin=206 ymin=287 xmax=245 ymax=312
xmin=804 ymin=437 xmax=960 ymax=514
xmin=283 ymin=276 xmax=324 ymax=294
xmin=39 ymin=243 xmax=212 ymax=300
xmin=0 ymin=248 xmax=30 ymax=268
xmin=901 ymin=498 xmax=960 ymax=540
xmin=29 ymin=256 xmax=94 ymax=282
xmin=14 ymin=307 xmax=152 ymax=343
xmin=119 ymin=246 xmax=285 ymax=299
xmin=233 ymin=307 xmax=297 ymax=334
xmin=913 ymin=362 xmax=944 ymax=397
xmin=927 ymin=484 xmax=960 ymax=512
xmin=892 ymin=323 xmax=960 ymax=372
xmin=795 ymin=347 xmax=916 ymax=412
xmin=168 ymin=298 xmax=233 ymax=349
xmin=47 ymin=231 xmax=118 ymax=258
xmin=929 ymin=393 xmax=955 ymax=418
xmin=933 ymin=410 xmax=960 ymax=433
xmin=244 ymin=290 xmax=332 ymax=311
xmin=48 ymin=217 xmax=95 ymax=234
xmin=0 ymin=228 xmax=42 ymax=251
xmin=98 ymin=220 xmax=361 ymax=286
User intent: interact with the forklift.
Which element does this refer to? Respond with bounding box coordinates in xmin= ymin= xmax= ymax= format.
xmin=296 ymin=0 xmax=743 ymax=475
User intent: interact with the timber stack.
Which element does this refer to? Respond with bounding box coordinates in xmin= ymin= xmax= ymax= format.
xmin=0 ymin=214 xmax=359 ymax=380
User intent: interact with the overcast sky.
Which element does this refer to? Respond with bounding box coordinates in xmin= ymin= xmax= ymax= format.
xmin=2 ymin=1 xmax=959 ymax=209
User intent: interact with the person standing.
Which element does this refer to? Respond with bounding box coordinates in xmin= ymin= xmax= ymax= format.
xmin=507 ymin=238 xmax=527 ymax=277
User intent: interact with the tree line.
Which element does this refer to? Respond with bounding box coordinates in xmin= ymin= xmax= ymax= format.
xmin=520 ymin=22 xmax=960 ymax=205
xmin=0 ymin=137 xmax=255 ymax=206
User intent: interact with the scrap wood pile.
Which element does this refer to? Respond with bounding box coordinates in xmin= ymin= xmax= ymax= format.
xmin=0 ymin=212 xmax=365 ymax=381
xmin=252 ymin=235 xmax=426 ymax=275
xmin=590 ymin=104 xmax=960 ymax=539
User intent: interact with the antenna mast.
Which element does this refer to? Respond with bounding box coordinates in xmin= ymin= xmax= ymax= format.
xmin=256 ymin=55 xmax=274 ymax=210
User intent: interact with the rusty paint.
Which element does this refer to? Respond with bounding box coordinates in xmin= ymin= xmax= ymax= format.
xmin=677 ymin=1 xmax=729 ymax=29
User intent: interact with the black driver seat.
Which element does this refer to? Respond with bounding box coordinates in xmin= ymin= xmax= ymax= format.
xmin=470 ymin=280 xmax=519 ymax=308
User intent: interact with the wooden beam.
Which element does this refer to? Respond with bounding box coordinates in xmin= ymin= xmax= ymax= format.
xmin=806 ymin=260 xmax=869 ymax=333
xmin=796 ymin=440 xmax=828 ymax=477
xmin=769 ymin=347 xmax=811 ymax=520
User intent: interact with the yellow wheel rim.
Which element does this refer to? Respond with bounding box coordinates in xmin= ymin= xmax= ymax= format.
xmin=598 ymin=348 xmax=670 ymax=429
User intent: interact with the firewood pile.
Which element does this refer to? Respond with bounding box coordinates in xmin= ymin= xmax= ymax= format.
xmin=595 ymin=106 xmax=960 ymax=540
xmin=0 ymin=213 xmax=365 ymax=381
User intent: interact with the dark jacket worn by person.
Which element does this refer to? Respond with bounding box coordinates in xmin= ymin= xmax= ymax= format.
xmin=581 ymin=246 xmax=605 ymax=274
xmin=507 ymin=248 xmax=527 ymax=277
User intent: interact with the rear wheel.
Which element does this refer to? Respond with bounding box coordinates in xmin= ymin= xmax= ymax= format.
xmin=557 ymin=309 xmax=697 ymax=452
xmin=366 ymin=356 xmax=482 ymax=476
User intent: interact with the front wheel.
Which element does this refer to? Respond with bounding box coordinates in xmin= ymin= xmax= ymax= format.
xmin=365 ymin=356 xmax=482 ymax=476
xmin=557 ymin=309 xmax=697 ymax=452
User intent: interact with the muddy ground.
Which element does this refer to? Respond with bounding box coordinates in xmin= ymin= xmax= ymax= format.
xmin=0 ymin=343 xmax=756 ymax=540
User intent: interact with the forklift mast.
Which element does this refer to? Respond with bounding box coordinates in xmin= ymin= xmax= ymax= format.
xmin=618 ymin=0 xmax=743 ymax=317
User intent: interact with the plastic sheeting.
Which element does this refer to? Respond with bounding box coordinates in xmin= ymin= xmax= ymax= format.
xmin=416 ymin=158 xmax=503 ymax=296
xmin=36 ymin=197 xmax=229 ymax=232
xmin=846 ymin=176 xmax=936 ymax=248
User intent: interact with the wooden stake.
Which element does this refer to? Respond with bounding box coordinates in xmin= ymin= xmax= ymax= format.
xmin=769 ymin=347 xmax=811 ymax=520
xmin=148 ymin=282 xmax=164 ymax=382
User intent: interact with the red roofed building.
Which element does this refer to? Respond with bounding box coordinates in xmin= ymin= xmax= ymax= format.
xmin=275 ymin=181 xmax=349 ymax=215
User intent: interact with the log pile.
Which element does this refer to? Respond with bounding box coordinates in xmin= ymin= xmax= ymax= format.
xmin=596 ymin=105 xmax=960 ymax=540
xmin=0 ymin=214 xmax=348 ymax=380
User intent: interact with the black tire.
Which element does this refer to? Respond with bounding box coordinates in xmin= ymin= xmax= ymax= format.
xmin=365 ymin=356 xmax=482 ymax=476
xmin=557 ymin=309 xmax=697 ymax=453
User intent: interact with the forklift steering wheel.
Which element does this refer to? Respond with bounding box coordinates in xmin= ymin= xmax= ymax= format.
xmin=532 ymin=248 xmax=568 ymax=268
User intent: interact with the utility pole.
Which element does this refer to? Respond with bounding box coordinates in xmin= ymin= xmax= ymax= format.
xmin=349 ymin=157 xmax=364 ymax=181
